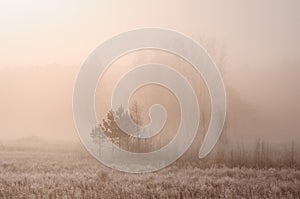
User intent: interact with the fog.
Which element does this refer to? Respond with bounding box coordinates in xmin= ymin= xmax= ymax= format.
xmin=0 ymin=0 xmax=299 ymax=145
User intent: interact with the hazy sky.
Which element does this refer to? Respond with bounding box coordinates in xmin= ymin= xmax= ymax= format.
xmin=0 ymin=0 xmax=299 ymax=142
xmin=1 ymin=0 xmax=299 ymax=67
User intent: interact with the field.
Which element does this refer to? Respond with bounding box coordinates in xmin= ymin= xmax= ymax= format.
xmin=0 ymin=143 xmax=300 ymax=199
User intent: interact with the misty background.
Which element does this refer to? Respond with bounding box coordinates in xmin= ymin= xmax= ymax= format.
xmin=0 ymin=0 xmax=299 ymax=147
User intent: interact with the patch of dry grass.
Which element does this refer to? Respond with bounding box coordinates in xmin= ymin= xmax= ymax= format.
xmin=0 ymin=148 xmax=299 ymax=198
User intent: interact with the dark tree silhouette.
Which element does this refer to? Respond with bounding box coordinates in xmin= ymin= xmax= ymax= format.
xmin=91 ymin=102 xmax=145 ymax=156
xmin=100 ymin=110 xmax=121 ymax=145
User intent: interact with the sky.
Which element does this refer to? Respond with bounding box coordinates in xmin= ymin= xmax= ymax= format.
xmin=0 ymin=0 xmax=299 ymax=143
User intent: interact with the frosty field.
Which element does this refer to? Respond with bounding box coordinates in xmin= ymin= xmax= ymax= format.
xmin=0 ymin=143 xmax=299 ymax=199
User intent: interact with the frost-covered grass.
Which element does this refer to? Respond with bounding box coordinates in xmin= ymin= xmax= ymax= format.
xmin=0 ymin=149 xmax=299 ymax=198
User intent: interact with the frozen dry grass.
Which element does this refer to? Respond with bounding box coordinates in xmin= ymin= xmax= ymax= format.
xmin=0 ymin=146 xmax=299 ymax=199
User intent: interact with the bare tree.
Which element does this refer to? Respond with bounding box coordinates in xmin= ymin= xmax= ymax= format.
xmin=90 ymin=124 xmax=105 ymax=157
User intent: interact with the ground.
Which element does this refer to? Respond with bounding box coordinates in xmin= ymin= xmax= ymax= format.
xmin=0 ymin=146 xmax=299 ymax=198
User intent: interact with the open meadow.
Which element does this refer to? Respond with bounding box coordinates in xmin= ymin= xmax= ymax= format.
xmin=0 ymin=141 xmax=299 ymax=198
